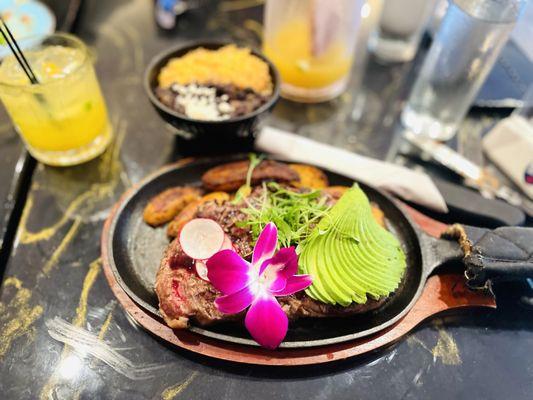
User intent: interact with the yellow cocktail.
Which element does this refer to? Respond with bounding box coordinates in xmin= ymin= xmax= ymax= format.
xmin=263 ymin=0 xmax=361 ymax=102
xmin=0 ymin=33 xmax=111 ymax=166
xmin=263 ymin=18 xmax=352 ymax=90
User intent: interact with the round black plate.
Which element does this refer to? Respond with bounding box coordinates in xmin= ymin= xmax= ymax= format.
xmin=105 ymin=157 xmax=424 ymax=348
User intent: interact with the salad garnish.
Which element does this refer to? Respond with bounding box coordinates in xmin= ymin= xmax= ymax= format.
xmin=238 ymin=182 xmax=331 ymax=248
xmin=233 ymin=153 xmax=264 ymax=203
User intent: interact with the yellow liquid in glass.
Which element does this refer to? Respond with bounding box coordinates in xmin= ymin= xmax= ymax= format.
xmin=0 ymin=45 xmax=111 ymax=165
xmin=263 ymin=18 xmax=352 ymax=89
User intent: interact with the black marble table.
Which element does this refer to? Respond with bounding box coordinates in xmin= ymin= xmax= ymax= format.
xmin=1 ymin=1 xmax=532 ymax=399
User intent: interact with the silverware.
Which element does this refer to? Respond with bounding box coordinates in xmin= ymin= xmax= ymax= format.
xmin=404 ymin=130 xmax=533 ymax=217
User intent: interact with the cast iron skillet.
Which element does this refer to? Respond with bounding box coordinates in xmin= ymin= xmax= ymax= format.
xmin=103 ymin=156 xmax=531 ymax=348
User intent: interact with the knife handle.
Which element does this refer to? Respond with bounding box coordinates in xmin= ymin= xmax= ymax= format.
xmin=433 ymin=178 xmax=526 ymax=228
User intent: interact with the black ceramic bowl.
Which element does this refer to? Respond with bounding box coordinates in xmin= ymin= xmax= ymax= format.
xmin=144 ymin=41 xmax=280 ymax=154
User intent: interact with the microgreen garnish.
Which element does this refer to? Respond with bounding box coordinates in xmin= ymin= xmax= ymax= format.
xmin=233 ymin=153 xmax=264 ymax=203
xmin=237 ymin=182 xmax=331 ymax=249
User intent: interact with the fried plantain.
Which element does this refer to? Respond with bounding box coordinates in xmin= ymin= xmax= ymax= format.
xmin=167 ymin=191 xmax=230 ymax=237
xmin=143 ymin=186 xmax=202 ymax=226
xmin=201 ymin=160 xmax=299 ymax=192
xmin=322 ymin=185 xmax=349 ymax=200
xmin=370 ymin=202 xmax=386 ymax=228
xmin=289 ymin=164 xmax=329 ymax=189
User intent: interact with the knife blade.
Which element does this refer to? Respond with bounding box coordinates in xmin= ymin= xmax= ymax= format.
xmin=404 ymin=130 xmax=533 ymax=218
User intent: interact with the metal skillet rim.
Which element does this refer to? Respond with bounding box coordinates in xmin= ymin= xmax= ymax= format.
xmin=104 ymin=156 xmax=428 ymax=348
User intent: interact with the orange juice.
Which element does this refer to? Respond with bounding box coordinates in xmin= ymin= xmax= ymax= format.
xmin=264 ymin=17 xmax=353 ymax=91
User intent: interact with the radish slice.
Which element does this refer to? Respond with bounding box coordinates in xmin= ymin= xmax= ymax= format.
xmin=179 ymin=219 xmax=225 ymax=260
xmin=195 ymin=234 xmax=235 ymax=282
xmin=221 ymin=234 xmax=233 ymax=250
xmin=195 ymin=260 xmax=209 ymax=281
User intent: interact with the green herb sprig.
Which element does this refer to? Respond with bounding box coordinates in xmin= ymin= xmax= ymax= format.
xmin=233 ymin=153 xmax=264 ymax=204
xmin=237 ymin=182 xmax=331 ymax=250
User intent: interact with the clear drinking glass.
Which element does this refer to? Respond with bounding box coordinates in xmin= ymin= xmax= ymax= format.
xmin=402 ymin=0 xmax=526 ymax=141
xmin=263 ymin=0 xmax=364 ymax=103
xmin=0 ymin=33 xmax=112 ymax=166
xmin=368 ymin=0 xmax=438 ymax=62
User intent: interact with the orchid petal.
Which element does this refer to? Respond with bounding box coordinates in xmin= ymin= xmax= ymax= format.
xmin=252 ymin=222 xmax=277 ymax=268
xmin=272 ymin=274 xmax=313 ymax=296
xmin=259 ymin=246 xmax=298 ymax=276
xmin=245 ymin=293 xmax=288 ymax=350
xmin=207 ymin=249 xmax=252 ymax=295
xmin=215 ymin=285 xmax=254 ymax=314
xmin=259 ymin=247 xmax=298 ymax=292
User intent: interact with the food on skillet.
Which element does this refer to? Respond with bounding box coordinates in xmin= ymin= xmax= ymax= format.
xmin=143 ymin=186 xmax=203 ymax=226
xmin=201 ymin=159 xmax=299 ymax=191
xmin=288 ymin=163 xmax=329 ymax=189
xmin=166 ymin=191 xmax=230 ymax=237
xmin=299 ymin=187 xmax=405 ymax=306
xmin=143 ymin=158 xmax=407 ymax=348
xmin=155 ymin=45 xmax=273 ymax=121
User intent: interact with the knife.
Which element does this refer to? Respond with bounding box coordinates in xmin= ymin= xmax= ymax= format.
xmin=432 ymin=177 xmax=526 ymax=227
xmin=404 ymin=130 xmax=533 ymax=219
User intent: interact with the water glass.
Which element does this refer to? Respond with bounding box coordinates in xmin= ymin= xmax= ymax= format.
xmin=369 ymin=0 xmax=438 ymax=62
xmin=402 ymin=0 xmax=526 ymax=141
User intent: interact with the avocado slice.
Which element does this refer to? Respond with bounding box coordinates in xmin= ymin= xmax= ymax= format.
xmin=298 ymin=184 xmax=406 ymax=306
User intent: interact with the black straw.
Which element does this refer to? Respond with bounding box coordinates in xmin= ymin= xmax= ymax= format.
xmin=0 ymin=17 xmax=39 ymax=84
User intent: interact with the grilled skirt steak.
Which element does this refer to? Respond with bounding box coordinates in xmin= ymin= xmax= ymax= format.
xmin=155 ymin=239 xmax=388 ymax=328
xmin=155 ymin=195 xmax=390 ymax=329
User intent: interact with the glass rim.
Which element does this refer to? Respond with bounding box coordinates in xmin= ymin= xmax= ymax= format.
xmin=0 ymin=32 xmax=90 ymax=90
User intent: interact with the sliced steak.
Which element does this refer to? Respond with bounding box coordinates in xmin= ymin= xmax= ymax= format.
xmin=155 ymin=193 xmax=390 ymax=329
xmin=156 ymin=239 xmax=387 ymax=329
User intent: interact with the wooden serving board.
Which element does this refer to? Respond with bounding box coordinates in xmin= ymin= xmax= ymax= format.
xmin=101 ymin=201 xmax=496 ymax=366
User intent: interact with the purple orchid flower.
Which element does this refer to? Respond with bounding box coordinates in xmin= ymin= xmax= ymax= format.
xmin=206 ymin=222 xmax=312 ymax=349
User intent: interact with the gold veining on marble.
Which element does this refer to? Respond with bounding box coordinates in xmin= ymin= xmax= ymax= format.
xmin=431 ymin=325 xmax=462 ymax=365
xmin=161 ymin=371 xmax=199 ymax=400
xmin=407 ymin=323 xmax=462 ymax=366
xmin=18 ymin=187 xmax=101 ymax=245
xmin=73 ymin=259 xmax=102 ymax=327
xmin=0 ymin=277 xmax=43 ymax=359
xmin=42 ymin=218 xmax=83 ymax=275
xmin=406 ymin=335 xmax=430 ymax=352
xmin=18 ymin=195 xmax=78 ymax=244
xmin=40 ymin=259 xmax=102 ymax=400
xmin=97 ymin=308 xmax=114 ymax=341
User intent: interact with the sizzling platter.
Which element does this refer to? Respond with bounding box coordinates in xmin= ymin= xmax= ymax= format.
xmin=104 ymin=156 xmax=433 ymax=348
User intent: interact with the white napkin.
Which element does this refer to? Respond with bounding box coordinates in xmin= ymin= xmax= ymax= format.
xmin=483 ymin=115 xmax=533 ymax=200
xmin=256 ymin=126 xmax=448 ymax=213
